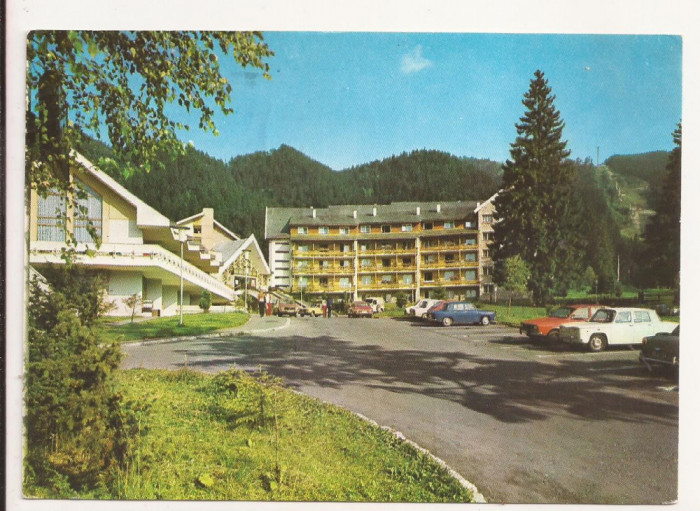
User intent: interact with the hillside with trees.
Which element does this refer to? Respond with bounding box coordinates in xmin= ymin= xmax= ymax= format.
xmin=77 ymin=139 xmax=503 ymax=247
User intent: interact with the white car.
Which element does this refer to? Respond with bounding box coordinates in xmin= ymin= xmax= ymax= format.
xmin=559 ymin=307 xmax=677 ymax=352
xmin=364 ymin=297 xmax=385 ymax=313
xmin=405 ymin=298 xmax=441 ymax=318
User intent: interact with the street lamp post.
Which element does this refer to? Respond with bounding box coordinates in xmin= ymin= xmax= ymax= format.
xmin=178 ymin=229 xmax=187 ymax=326
xmin=243 ymin=250 xmax=250 ymax=311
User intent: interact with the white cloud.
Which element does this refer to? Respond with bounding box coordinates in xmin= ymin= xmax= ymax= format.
xmin=401 ymin=45 xmax=433 ymax=74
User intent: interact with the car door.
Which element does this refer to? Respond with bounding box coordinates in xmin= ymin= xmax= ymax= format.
xmin=610 ymin=310 xmax=635 ymax=345
xmin=451 ymin=303 xmax=466 ymax=324
xmin=633 ymin=310 xmax=656 ymax=340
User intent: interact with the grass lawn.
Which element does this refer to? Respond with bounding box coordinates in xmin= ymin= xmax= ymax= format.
xmin=475 ymin=303 xmax=547 ymax=328
xmin=96 ymin=312 xmax=249 ymax=343
xmin=105 ymin=369 xmax=474 ymax=502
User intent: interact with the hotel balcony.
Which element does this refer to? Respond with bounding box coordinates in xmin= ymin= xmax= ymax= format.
xmin=292 ymin=249 xmax=354 ymax=258
xmin=294 ymin=265 xmax=355 ymax=275
xmin=421 ymin=260 xmax=479 ymax=269
xmin=358 ymin=265 xmax=417 ymax=273
xmin=357 ymin=247 xmax=416 ymax=256
xmin=420 ymin=278 xmax=480 ymax=287
xmin=420 ymin=243 xmax=478 ymax=253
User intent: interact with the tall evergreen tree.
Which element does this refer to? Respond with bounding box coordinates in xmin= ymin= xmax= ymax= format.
xmin=642 ymin=123 xmax=681 ymax=289
xmin=493 ymin=70 xmax=582 ymax=305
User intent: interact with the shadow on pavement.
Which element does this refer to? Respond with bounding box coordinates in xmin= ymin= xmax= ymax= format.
xmin=168 ymin=333 xmax=678 ymax=426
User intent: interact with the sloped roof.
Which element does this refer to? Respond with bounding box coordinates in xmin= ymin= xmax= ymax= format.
xmin=266 ymin=201 xmax=484 ymax=239
xmin=72 ymin=151 xmax=171 ymax=228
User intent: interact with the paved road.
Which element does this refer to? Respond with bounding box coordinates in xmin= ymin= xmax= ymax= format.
xmin=122 ymin=316 xmax=678 ymax=504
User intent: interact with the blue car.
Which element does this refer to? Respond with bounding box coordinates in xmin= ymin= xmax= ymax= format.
xmin=428 ymin=301 xmax=496 ymax=327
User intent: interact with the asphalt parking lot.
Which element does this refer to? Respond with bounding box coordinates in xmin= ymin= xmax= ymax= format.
xmin=122 ymin=316 xmax=678 ymax=504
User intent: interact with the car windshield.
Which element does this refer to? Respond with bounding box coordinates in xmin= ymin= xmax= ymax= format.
xmin=418 ymin=300 xmax=427 ymax=308
xmin=590 ymin=309 xmax=615 ymax=323
xmin=549 ymin=307 xmax=574 ymax=318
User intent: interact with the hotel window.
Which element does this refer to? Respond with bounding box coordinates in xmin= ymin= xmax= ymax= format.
xmin=297 ymin=260 xmax=309 ymax=268
xmin=464 ymin=252 xmax=477 ymax=262
xmin=359 ymin=243 xmax=368 ymax=252
xmin=382 ymin=259 xmax=391 ymax=268
xmin=444 ymin=221 xmax=455 ymax=229
xmin=424 ymin=254 xmax=436 ymax=264
xmin=361 ymin=275 xmax=372 ymax=286
xmin=444 ymin=254 xmax=455 ymax=264
xmin=298 ymin=276 xmax=309 ymax=286
xmin=423 ymin=271 xmax=434 ymax=282
xmin=297 ymin=226 xmax=308 ymax=234
xmin=339 ymin=227 xmax=350 ymax=235
xmin=341 ymin=243 xmax=352 ymax=252
xmin=483 ymin=232 xmax=494 ymax=241
xmin=465 ymin=289 xmax=477 ymax=298
xmin=465 ymin=270 xmax=477 ymax=281
xmin=340 ymin=259 xmax=351 ymax=268
xmin=339 ymin=277 xmax=351 ymax=288
xmin=402 ymin=241 xmax=413 ymax=250
xmin=423 ymin=222 xmax=433 ymax=230
xmin=402 ymin=257 xmax=412 ymax=267
xmin=360 ymin=225 xmax=371 ymax=233
xmin=484 ymin=267 xmax=492 ymax=276
xmin=296 ymin=244 xmax=309 ymax=252
xmin=465 ymin=237 xmax=477 ymax=246
xmin=444 ymin=270 xmax=456 ymax=281
xmin=319 ymin=277 xmax=329 ymax=286
xmin=381 ymin=225 xmax=391 ymax=233
xmin=320 ymin=260 xmax=330 ymax=268
xmin=318 ymin=226 xmax=329 ymax=235
xmin=74 ymin=182 xmax=103 ymax=243
xmin=465 ymin=220 xmax=475 ymax=228
xmin=482 ymin=215 xmax=493 ymax=224
xmin=361 ymin=258 xmax=372 ymax=267
xmin=483 ymin=249 xmax=490 ymax=259
xmin=401 ymin=224 xmax=413 ymax=232
xmin=402 ymin=274 xmax=414 ymax=285
xmin=381 ymin=274 xmax=393 ymax=283
xmin=37 ymin=188 xmax=66 ymax=242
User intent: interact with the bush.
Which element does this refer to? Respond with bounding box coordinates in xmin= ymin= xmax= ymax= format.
xmin=199 ymin=290 xmax=212 ymax=312
xmin=25 ymin=267 xmax=145 ymax=496
xmin=395 ymin=292 xmax=408 ymax=309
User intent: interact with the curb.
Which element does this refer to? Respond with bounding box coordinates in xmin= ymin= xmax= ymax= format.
xmin=120 ymin=317 xmax=291 ymax=347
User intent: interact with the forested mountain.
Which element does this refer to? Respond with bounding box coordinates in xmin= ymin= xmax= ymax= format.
xmin=76 ymin=139 xmax=502 ymax=247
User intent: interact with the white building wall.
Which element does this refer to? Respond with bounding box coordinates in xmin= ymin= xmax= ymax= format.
xmin=144 ymin=278 xmax=163 ymax=313
xmin=108 ymin=218 xmax=143 ymax=244
xmin=107 ymin=271 xmax=143 ymax=316
xmin=162 ymin=286 xmax=179 ymax=316
xmin=269 ymin=240 xmax=291 ymax=289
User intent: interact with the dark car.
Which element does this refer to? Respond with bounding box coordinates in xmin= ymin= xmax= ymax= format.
xmin=640 ymin=325 xmax=679 ymax=371
xmin=427 ymin=301 xmax=496 ymax=327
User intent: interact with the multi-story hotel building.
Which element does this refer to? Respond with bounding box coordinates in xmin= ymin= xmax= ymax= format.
xmin=265 ymin=199 xmax=496 ymax=302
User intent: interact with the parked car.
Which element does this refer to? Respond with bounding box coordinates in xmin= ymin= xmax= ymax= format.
xmin=277 ymin=302 xmax=302 ymax=317
xmin=405 ymin=298 xmax=441 ymax=318
xmin=639 ymin=324 xmax=680 ymax=371
xmin=559 ymin=307 xmax=677 ymax=352
xmin=300 ymin=302 xmax=324 ymax=317
xmin=427 ymin=302 xmax=496 ymax=327
xmin=364 ymin=297 xmax=385 ymax=313
xmin=348 ymin=301 xmax=374 ymax=318
xmin=520 ymin=304 xmax=601 ymax=339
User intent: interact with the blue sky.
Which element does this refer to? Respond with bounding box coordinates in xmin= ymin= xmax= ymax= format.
xmin=179 ymin=32 xmax=681 ymax=170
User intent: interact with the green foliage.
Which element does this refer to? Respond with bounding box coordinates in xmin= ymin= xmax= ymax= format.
xmin=642 ymin=123 xmax=681 ymax=289
xmin=604 ymin=151 xmax=670 ymax=205
xmin=25 ymin=267 xmax=146 ymax=495
xmin=501 ymin=256 xmax=530 ymax=296
xmin=27 ymin=30 xmax=273 ymax=178
xmin=430 ymin=287 xmax=447 ymax=300
xmin=579 ymin=266 xmax=597 ymax=293
xmin=494 ymin=70 xmax=583 ymax=305
xmin=199 ymin=290 xmax=212 ymax=312
xmin=395 ymin=292 xmax=409 ymax=309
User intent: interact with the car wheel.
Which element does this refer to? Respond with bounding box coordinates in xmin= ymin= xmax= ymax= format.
xmin=588 ymin=334 xmax=607 ymax=352
xmin=421 ymin=313 xmax=427 ymax=319
xmin=480 ymin=316 xmax=490 ymax=326
xmin=547 ymin=329 xmax=559 ymax=338
xmin=442 ymin=317 xmax=453 ymax=327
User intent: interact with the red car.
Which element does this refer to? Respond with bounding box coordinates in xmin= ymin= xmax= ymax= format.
xmin=348 ymin=301 xmax=373 ymax=318
xmin=520 ymin=304 xmax=601 ymax=338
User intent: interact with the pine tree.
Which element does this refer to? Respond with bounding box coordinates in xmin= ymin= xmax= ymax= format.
xmin=493 ymin=70 xmax=582 ymax=305
xmin=642 ymin=123 xmax=681 ymax=289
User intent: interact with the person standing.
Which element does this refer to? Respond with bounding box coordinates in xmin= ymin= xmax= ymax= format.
xmin=258 ymin=291 xmax=266 ymax=318
xmin=326 ymin=296 xmax=333 ymax=318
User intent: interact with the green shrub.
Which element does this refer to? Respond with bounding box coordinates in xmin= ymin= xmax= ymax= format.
xmin=199 ymin=290 xmax=212 ymax=312
xmin=25 ymin=267 xmax=146 ymax=496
